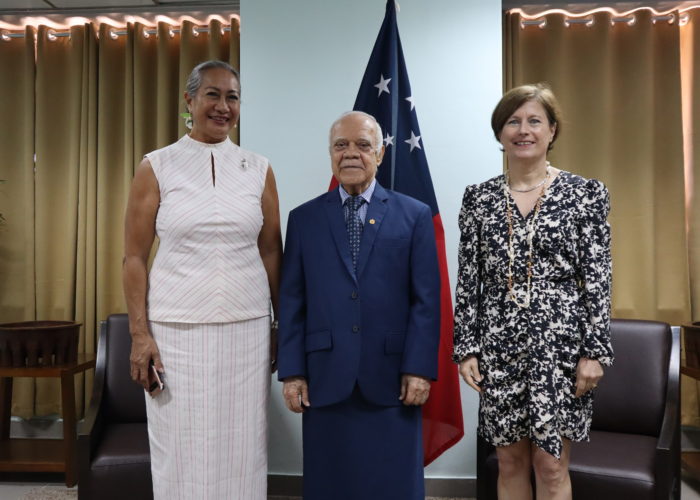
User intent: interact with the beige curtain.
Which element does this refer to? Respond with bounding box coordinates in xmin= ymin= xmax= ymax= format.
xmin=681 ymin=9 xmax=700 ymax=426
xmin=0 ymin=18 xmax=239 ymax=419
xmin=683 ymin=11 xmax=700 ymax=321
xmin=0 ymin=27 xmax=36 ymax=417
xmin=32 ymin=23 xmax=99 ymax=416
xmin=505 ymin=9 xmax=694 ymax=419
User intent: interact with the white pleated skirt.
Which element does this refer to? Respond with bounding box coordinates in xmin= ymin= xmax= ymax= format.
xmin=145 ymin=317 xmax=270 ymax=500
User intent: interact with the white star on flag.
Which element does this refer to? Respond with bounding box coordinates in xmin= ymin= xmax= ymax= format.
xmin=405 ymin=96 xmax=415 ymax=110
xmin=404 ymin=131 xmax=422 ymax=152
xmin=384 ymin=133 xmax=394 ymax=147
xmin=374 ymin=74 xmax=391 ymax=97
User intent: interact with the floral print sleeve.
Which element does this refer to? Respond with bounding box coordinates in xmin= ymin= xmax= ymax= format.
xmin=577 ymin=179 xmax=613 ymax=366
xmin=453 ymin=184 xmax=482 ymax=362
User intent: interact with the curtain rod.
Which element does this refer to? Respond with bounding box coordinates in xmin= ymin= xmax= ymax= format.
xmin=520 ymin=12 xmax=685 ymax=28
xmin=0 ymin=24 xmax=232 ymax=41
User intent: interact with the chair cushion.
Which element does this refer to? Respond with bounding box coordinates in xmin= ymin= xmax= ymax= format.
xmin=93 ymin=423 xmax=150 ymax=467
xmin=570 ymin=430 xmax=656 ymax=500
xmin=592 ymin=319 xmax=669 ymax=436
xmin=484 ymin=431 xmax=657 ymax=500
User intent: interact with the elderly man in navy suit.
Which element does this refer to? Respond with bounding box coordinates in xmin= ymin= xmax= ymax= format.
xmin=277 ymin=111 xmax=441 ymax=500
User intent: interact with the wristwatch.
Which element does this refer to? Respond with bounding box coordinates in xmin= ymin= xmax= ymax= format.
xmin=271 ymin=320 xmax=279 ymax=330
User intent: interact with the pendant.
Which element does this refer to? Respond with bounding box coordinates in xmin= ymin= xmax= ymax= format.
xmin=508 ymin=287 xmax=530 ymax=309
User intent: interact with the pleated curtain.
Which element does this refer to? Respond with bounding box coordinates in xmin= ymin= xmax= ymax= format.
xmin=681 ymin=9 xmax=700 ymax=427
xmin=0 ymin=18 xmax=239 ymax=419
xmin=683 ymin=11 xmax=700 ymax=330
xmin=0 ymin=27 xmax=37 ymax=418
xmin=505 ymin=8 xmax=699 ymax=424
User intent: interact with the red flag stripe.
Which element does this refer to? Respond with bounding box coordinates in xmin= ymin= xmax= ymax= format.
xmin=422 ymin=213 xmax=464 ymax=465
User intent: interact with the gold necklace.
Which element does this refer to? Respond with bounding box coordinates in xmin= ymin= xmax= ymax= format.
xmin=508 ymin=163 xmax=551 ymax=193
xmin=504 ymin=168 xmax=550 ymax=308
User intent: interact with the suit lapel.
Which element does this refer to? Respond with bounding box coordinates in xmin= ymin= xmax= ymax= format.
xmin=324 ymin=189 xmax=356 ymax=282
xmin=357 ymin=183 xmax=389 ymax=279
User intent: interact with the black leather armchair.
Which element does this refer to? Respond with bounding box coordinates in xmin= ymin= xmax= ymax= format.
xmin=78 ymin=313 xmax=153 ymax=500
xmin=477 ymin=319 xmax=680 ymax=500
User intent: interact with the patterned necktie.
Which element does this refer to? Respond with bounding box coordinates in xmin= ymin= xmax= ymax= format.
xmin=345 ymin=195 xmax=366 ymax=273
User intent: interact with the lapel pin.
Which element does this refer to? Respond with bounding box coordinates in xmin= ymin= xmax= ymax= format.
xmin=369 ymin=219 xmax=376 ymax=225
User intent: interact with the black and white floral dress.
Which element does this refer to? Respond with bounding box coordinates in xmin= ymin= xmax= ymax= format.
xmin=452 ymin=170 xmax=613 ymax=459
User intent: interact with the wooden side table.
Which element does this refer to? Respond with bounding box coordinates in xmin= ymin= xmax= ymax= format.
xmin=0 ymin=353 xmax=96 ymax=487
xmin=682 ymin=323 xmax=700 ymax=481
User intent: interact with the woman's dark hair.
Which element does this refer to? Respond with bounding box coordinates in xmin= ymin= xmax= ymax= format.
xmin=491 ymin=83 xmax=562 ymax=151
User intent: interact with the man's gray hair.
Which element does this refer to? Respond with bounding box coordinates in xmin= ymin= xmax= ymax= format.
xmin=329 ymin=111 xmax=383 ymax=154
xmin=185 ymin=60 xmax=240 ymax=97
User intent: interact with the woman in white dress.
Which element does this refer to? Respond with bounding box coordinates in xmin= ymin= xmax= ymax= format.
xmin=123 ymin=60 xmax=282 ymax=500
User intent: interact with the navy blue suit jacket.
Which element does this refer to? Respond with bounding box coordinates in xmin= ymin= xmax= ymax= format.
xmin=277 ymin=183 xmax=441 ymax=407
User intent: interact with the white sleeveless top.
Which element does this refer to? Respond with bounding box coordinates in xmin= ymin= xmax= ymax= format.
xmin=145 ymin=134 xmax=271 ymax=323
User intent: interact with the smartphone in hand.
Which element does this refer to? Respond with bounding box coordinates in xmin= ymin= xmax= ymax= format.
xmin=148 ymin=361 xmax=165 ymax=393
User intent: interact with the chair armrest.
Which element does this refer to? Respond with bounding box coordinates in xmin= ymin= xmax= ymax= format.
xmin=78 ymin=321 xmax=110 ymax=491
xmin=657 ymin=326 xmax=679 ymax=451
xmin=78 ymin=321 xmax=108 ymax=450
xmin=655 ymin=325 xmax=680 ymax=500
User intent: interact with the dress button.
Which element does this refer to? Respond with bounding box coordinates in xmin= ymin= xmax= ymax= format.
xmin=351 ymin=291 xmax=358 ymax=299
xmin=352 ymin=325 xmax=360 ymax=333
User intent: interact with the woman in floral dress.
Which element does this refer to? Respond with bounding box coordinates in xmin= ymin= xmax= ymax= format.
xmin=453 ymin=83 xmax=613 ymax=500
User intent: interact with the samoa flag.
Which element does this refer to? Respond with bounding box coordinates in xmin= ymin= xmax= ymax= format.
xmin=329 ymin=0 xmax=464 ymax=465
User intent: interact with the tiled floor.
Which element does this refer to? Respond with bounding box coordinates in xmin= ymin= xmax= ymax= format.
xmin=685 ymin=477 xmax=700 ymax=500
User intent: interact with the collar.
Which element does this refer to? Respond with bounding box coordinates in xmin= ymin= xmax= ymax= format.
xmin=339 ymin=178 xmax=377 ymax=205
